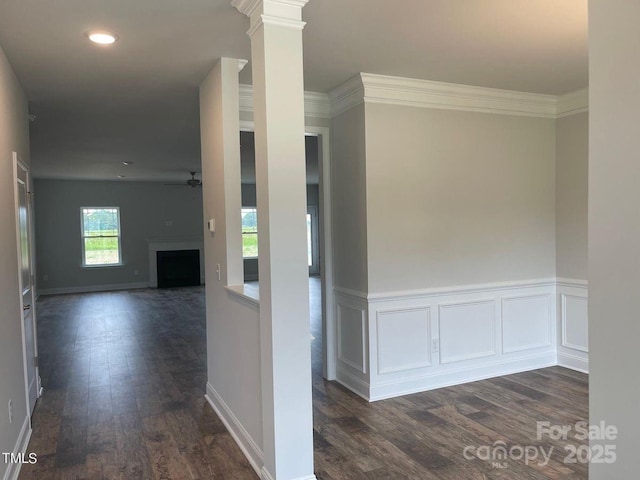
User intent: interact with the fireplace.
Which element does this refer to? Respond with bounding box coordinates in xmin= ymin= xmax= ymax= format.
xmin=156 ymin=249 xmax=200 ymax=288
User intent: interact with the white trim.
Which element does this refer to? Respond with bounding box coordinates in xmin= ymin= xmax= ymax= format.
xmin=335 ymin=364 xmax=371 ymax=401
xmin=225 ymin=284 xmax=260 ymax=308
xmin=369 ymin=352 xmax=556 ymax=402
xmin=556 ymin=277 xmax=589 ymax=288
xmin=205 ymin=383 xmax=263 ymax=477
xmin=367 ymin=277 xmax=557 ymax=303
xmin=239 ymin=85 xmax=330 ymax=119
xmin=2 ymin=416 xmax=32 ymax=480
xmin=556 ymin=88 xmax=589 ymax=118
xmin=261 ymin=467 xmax=316 ymax=480
xmin=232 ymin=0 xmax=309 ymax=16
xmin=38 ymin=281 xmax=150 ymax=296
xmin=328 ymin=75 xmax=365 ymax=117
xmin=80 ymin=206 xmax=122 ymax=267
xmin=361 ymin=73 xmax=558 ymax=118
xmin=557 ymin=351 xmax=589 ymax=374
xmin=328 ymin=74 xmax=589 ymax=119
xmin=333 ymin=285 xmax=367 ymax=301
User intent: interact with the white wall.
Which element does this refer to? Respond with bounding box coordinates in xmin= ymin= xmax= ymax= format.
xmin=589 ymin=1 xmax=640 ymax=477
xmin=365 ymin=103 xmax=557 ymax=293
xmin=200 ymin=59 xmax=264 ymax=473
xmin=34 ymin=180 xmax=203 ymax=294
xmin=0 ymin=42 xmax=31 ymax=480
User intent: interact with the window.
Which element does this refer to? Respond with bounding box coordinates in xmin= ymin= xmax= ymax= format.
xmin=242 ymin=207 xmax=258 ymax=258
xmin=81 ymin=207 xmax=121 ymax=266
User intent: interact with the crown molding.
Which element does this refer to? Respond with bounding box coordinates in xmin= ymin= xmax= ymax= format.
xmin=239 ymin=84 xmax=330 ymax=119
xmin=328 ymin=73 xmax=589 ymax=119
xmin=328 ymin=74 xmax=366 ymax=117
xmin=556 ymin=88 xmax=589 ymax=118
xmin=233 ymin=0 xmax=308 ymax=21
xmin=231 ymin=0 xmax=260 ymax=17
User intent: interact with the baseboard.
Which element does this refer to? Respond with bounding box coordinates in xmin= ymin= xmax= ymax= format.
xmin=335 ymin=365 xmax=371 ymax=401
xmin=38 ymin=281 xmax=150 ymax=296
xmin=261 ymin=466 xmax=317 ymax=480
xmin=205 ymin=383 xmax=263 ymax=477
xmin=558 ymin=351 xmax=589 ymax=373
xmin=369 ymin=352 xmax=557 ymax=401
xmin=2 ymin=416 xmax=32 ymax=480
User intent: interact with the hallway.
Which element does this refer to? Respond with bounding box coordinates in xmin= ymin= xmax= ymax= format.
xmin=20 ymin=279 xmax=588 ymax=479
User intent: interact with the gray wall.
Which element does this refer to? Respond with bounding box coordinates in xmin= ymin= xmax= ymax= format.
xmin=0 ymin=42 xmax=30 ymax=479
xmin=364 ymin=103 xmax=557 ymax=293
xmin=35 ymin=180 xmax=203 ymax=292
xmin=330 ymin=104 xmax=369 ymax=293
xmin=556 ymin=112 xmax=588 ymax=280
xmin=589 ymin=1 xmax=640 ymax=477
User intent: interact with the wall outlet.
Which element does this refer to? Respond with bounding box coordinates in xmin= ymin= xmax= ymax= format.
xmin=133 ymin=269 xmax=139 ymax=276
xmin=432 ymin=339 xmax=440 ymax=353
xmin=43 ymin=274 xmax=48 ymax=281
xmin=165 ymin=220 xmax=173 ymax=227
xmin=8 ymin=399 xmax=12 ymax=424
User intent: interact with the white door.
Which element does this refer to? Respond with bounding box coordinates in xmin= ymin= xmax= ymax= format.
xmin=14 ymin=153 xmax=39 ymax=416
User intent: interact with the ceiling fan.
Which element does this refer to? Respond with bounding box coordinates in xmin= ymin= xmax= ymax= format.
xmin=164 ymin=171 xmax=202 ymax=188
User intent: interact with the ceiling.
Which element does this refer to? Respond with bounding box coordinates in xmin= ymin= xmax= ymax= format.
xmin=0 ymin=0 xmax=588 ymax=182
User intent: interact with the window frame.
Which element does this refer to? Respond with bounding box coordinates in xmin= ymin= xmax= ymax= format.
xmin=241 ymin=207 xmax=258 ymax=259
xmin=80 ymin=207 xmax=123 ymax=267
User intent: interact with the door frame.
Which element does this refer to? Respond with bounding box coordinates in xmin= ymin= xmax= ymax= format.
xmin=13 ymin=152 xmax=40 ymax=421
xmin=239 ymin=121 xmax=336 ymax=380
xmin=307 ymin=205 xmax=320 ymax=276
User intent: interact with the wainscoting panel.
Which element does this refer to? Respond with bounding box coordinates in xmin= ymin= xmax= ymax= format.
xmin=502 ymin=294 xmax=553 ymax=353
xmin=356 ymin=279 xmax=559 ymax=401
xmin=562 ymin=294 xmax=588 ymax=352
xmin=334 ymin=279 xmax=587 ymax=401
xmin=557 ymin=280 xmax=589 ymax=373
xmin=438 ymin=300 xmax=496 ymax=364
xmin=337 ymin=303 xmax=367 ymax=373
xmin=376 ymin=307 xmax=431 ymax=374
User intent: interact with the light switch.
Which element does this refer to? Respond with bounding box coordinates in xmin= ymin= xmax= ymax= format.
xmin=207 ymin=218 xmax=215 ymax=233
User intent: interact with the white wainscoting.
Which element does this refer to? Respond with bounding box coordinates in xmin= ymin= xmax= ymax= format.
xmin=439 ymin=300 xmax=497 ymax=364
xmin=502 ymin=294 xmax=552 ymax=354
xmin=335 ymin=279 xmax=567 ymax=401
xmin=557 ymin=279 xmax=589 ymax=373
xmin=334 ymin=289 xmax=370 ymax=400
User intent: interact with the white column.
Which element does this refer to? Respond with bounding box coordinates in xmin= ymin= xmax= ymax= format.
xmin=232 ymin=1 xmax=315 ymax=480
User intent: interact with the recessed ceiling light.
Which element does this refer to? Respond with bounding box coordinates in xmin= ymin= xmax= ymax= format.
xmin=122 ymin=161 xmax=132 ymax=166
xmin=87 ymin=31 xmax=118 ymax=45
xmin=117 ymin=175 xmax=126 ymax=179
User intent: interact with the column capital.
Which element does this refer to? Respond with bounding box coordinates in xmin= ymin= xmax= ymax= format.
xmin=232 ymin=0 xmax=309 ymax=36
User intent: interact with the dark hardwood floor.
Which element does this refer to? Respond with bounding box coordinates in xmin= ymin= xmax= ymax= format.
xmin=20 ymin=279 xmax=588 ymax=479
